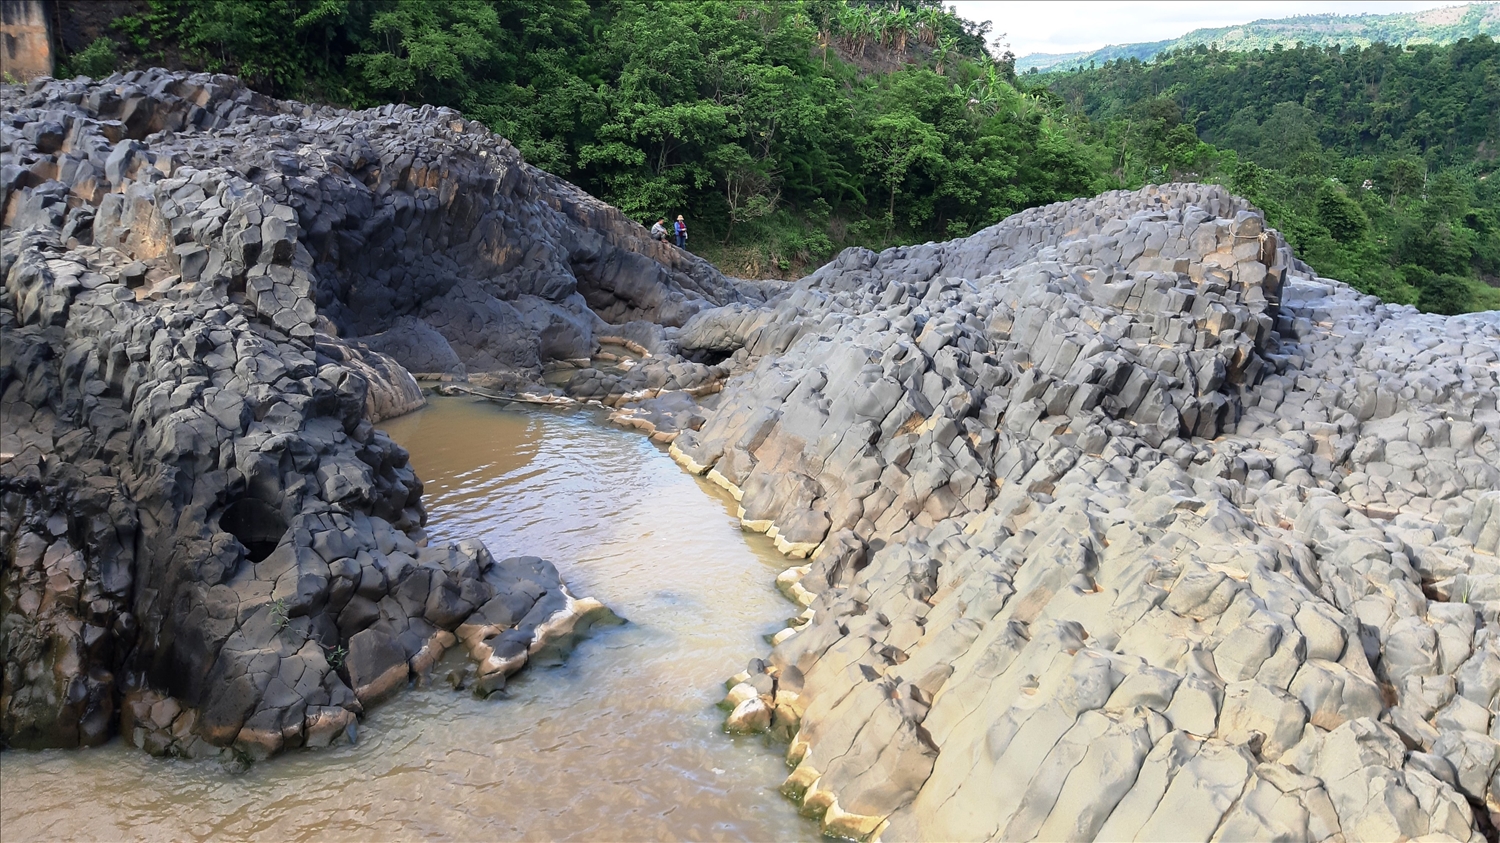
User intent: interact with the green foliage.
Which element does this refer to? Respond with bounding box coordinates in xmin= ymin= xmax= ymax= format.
xmin=859 ymin=111 xmax=945 ymax=223
xmin=1044 ymin=37 xmax=1498 ymax=312
xmin=119 ymin=0 xmax=367 ymax=97
xmin=108 ymin=1 xmax=1493 ymax=311
xmin=269 ymin=598 xmax=289 ymax=632
xmin=1315 ymin=183 xmax=1369 ymax=243
xmin=1404 ymin=265 xmax=1476 ymax=315
xmin=1047 ymin=39 xmax=1500 ymax=166
xmin=65 ymin=37 xmax=119 ymax=80
xmin=1396 ymin=217 xmax=1473 ymax=276
xmin=120 ymin=0 xmax=1105 ymax=263
xmin=354 ymin=1 xmax=503 ymax=102
xmin=1018 ymin=3 xmax=1500 ymax=72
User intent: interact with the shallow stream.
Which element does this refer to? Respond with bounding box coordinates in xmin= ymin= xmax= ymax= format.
xmin=0 ymin=397 xmax=813 ymax=841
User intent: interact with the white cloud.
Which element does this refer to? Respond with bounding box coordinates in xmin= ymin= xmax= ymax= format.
xmin=948 ymin=0 xmax=1476 ymax=57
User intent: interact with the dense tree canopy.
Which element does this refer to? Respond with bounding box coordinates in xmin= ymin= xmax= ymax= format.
xmin=1046 ymin=39 xmax=1500 ymax=165
xmin=65 ymin=2 xmax=1495 ymax=311
xmin=82 ymin=0 xmax=1104 ymax=275
xmin=1041 ymin=39 xmax=1500 ymax=312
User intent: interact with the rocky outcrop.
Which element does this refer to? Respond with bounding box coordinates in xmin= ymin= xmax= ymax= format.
xmin=0 ymin=68 xmax=759 ymax=761
xmin=0 ymin=224 xmax=628 ymax=761
xmin=7 ymin=66 xmax=1500 ymax=840
xmin=641 ymin=185 xmax=1500 ymax=840
xmin=2 ymin=68 xmax=756 ymax=379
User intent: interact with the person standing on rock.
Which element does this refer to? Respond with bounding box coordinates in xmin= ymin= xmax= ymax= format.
xmin=674 ymin=215 xmax=688 ymax=249
xmin=650 ymin=218 xmax=668 ymax=242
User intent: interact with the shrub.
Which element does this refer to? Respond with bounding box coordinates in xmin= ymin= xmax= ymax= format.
xmin=69 ymin=37 xmax=118 ymax=80
xmin=1315 ymin=182 xmax=1368 ymax=243
xmin=1417 ymin=273 xmax=1475 ymax=315
xmin=1404 ymin=264 xmax=1475 ymax=315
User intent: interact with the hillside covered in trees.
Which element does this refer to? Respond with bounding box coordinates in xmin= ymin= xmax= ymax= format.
xmin=54 ymin=0 xmax=1498 ymax=313
xmin=1043 ymin=37 xmax=1500 ymax=313
xmin=60 ymin=0 xmax=1105 ymax=277
xmin=1015 ymin=1 xmax=1500 ymax=71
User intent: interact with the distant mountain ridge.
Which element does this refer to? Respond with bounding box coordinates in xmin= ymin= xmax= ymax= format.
xmin=1016 ymin=2 xmax=1499 ymax=72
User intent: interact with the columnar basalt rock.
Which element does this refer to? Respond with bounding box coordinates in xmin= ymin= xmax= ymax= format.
xmin=6 ymin=68 xmax=1500 ymax=840
xmin=0 ymin=69 xmax=737 ymax=761
xmin=2 ymin=69 xmax=759 ymax=380
xmin=657 ymin=185 xmax=1500 ymax=840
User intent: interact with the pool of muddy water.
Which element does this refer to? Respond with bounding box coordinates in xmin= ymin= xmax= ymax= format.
xmin=0 ymin=396 xmax=815 ymax=841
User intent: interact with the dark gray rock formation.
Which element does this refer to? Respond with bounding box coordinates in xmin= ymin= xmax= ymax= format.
xmin=2 ymin=67 xmax=756 ymax=384
xmin=7 ymin=67 xmax=1500 ymax=841
xmin=0 ymin=67 xmax=760 ymax=761
xmin=637 ymin=185 xmax=1499 ymax=840
xmin=360 ymin=316 xmax=467 ymax=379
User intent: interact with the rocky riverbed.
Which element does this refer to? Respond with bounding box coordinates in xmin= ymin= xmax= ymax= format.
xmin=2 ymin=398 xmax=817 ymax=841
xmin=4 ymin=69 xmax=1500 ymax=842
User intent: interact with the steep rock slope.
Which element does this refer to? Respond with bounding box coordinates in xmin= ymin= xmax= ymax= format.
xmin=656 ymin=184 xmax=1500 ymax=841
xmin=0 ymin=69 xmax=755 ymax=760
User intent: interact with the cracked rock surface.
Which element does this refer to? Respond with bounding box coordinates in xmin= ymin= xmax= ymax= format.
xmin=6 ymin=67 xmax=1500 ymax=841
xmin=648 ymin=184 xmax=1500 ymax=840
xmin=0 ymin=69 xmax=754 ymax=761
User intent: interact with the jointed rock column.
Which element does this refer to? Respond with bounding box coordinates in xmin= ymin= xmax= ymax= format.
xmin=659 ymin=185 xmax=1500 ymax=841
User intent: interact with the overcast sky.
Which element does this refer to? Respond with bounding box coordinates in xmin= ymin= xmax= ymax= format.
xmin=948 ymin=1 xmax=1477 ymax=57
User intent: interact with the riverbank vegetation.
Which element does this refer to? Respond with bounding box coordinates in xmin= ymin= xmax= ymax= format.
xmin=60 ymin=0 xmax=1497 ymax=311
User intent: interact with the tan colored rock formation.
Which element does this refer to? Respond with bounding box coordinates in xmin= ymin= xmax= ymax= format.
xmin=651 ymin=185 xmax=1499 ymax=840
xmin=0 ymin=0 xmax=53 ymax=82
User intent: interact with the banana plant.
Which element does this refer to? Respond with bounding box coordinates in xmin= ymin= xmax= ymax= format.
xmin=932 ymin=35 xmax=955 ymax=75
xmin=890 ymin=7 xmax=913 ymax=55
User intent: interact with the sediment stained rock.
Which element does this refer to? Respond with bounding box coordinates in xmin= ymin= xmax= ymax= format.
xmin=657 ymin=185 xmax=1500 ymax=840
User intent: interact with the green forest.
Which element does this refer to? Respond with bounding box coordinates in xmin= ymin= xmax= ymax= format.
xmin=58 ymin=0 xmax=1499 ymax=313
xmin=1043 ymin=39 xmax=1500 ymax=313
xmin=1015 ymin=2 xmax=1499 ymax=71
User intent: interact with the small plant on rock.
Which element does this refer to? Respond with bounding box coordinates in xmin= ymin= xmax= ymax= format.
xmin=269 ymin=597 xmax=289 ymax=632
xmin=325 ymin=643 xmax=347 ymax=669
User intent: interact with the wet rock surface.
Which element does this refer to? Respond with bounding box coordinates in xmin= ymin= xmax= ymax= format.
xmin=0 ymin=69 xmax=721 ymax=762
xmin=652 ymin=185 xmax=1499 ymax=840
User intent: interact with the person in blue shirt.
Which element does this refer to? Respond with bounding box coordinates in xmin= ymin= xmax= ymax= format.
xmin=673 ymin=215 xmax=688 ymax=249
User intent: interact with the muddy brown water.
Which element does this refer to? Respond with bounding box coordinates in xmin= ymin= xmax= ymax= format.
xmin=0 ymin=397 xmax=816 ymax=841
